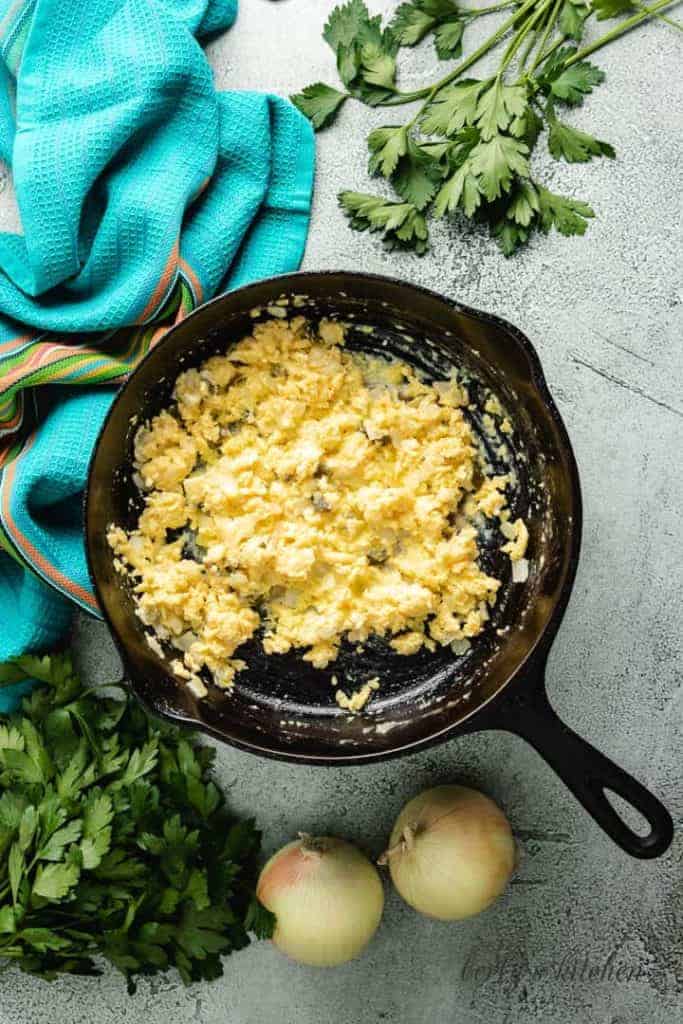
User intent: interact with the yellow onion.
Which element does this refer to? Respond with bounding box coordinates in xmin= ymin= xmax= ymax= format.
xmin=379 ymin=785 xmax=516 ymax=920
xmin=257 ymin=833 xmax=384 ymax=967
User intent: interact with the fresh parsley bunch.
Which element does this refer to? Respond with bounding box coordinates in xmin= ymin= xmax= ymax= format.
xmin=0 ymin=654 xmax=273 ymax=991
xmin=293 ymin=0 xmax=681 ymax=255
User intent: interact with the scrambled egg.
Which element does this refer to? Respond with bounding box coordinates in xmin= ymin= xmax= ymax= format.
xmin=335 ymin=678 xmax=380 ymax=713
xmin=108 ymin=316 xmax=525 ymax=699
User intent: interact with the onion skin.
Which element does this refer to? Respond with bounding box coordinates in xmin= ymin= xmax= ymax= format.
xmin=383 ymin=785 xmax=516 ymax=921
xmin=257 ymin=835 xmax=384 ymax=967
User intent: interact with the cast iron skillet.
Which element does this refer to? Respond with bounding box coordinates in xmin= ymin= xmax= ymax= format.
xmin=85 ymin=271 xmax=673 ymax=859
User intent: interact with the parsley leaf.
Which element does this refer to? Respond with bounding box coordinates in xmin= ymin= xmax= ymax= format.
xmin=244 ymin=895 xmax=276 ymax=940
xmin=56 ymin=741 xmax=94 ymax=800
xmin=40 ymin=819 xmax=83 ymax=862
xmin=223 ymin=819 xmax=261 ymax=863
xmin=1 ymin=748 xmax=46 ymax=786
xmin=591 ymin=0 xmax=637 ymax=17
xmin=489 ymin=178 xmax=594 ymax=255
xmin=419 ymin=79 xmax=487 ymax=136
xmin=20 ymin=927 xmax=72 ymax=952
xmin=320 ymin=0 xmax=399 ymax=106
xmin=537 ymin=48 xmax=606 ymax=105
xmin=475 ymin=81 xmax=528 ymax=141
xmin=559 ymin=0 xmax=588 ymax=40
xmin=32 ymin=860 xmax=80 ymax=901
xmin=390 ymin=1 xmax=463 ymax=57
xmin=368 ymin=125 xmax=408 ymax=176
xmin=115 ymin=740 xmax=158 ymax=788
xmin=82 ymin=791 xmax=113 ymax=839
xmin=0 ymin=651 xmax=272 ymax=987
xmin=391 ymin=2 xmax=439 ymax=45
xmin=0 ymin=792 xmax=26 ymax=832
xmin=18 ymin=806 xmax=38 ymax=853
xmin=360 ymin=43 xmax=397 ymax=91
xmin=0 ymin=725 xmax=24 ymax=754
xmin=368 ymin=129 xmax=440 ymax=209
xmin=14 ymin=653 xmax=72 ymax=687
xmin=512 ymin=105 xmax=544 ymax=148
xmin=323 ymin=0 xmax=379 ymax=51
xmin=493 ymin=219 xmax=532 ymax=256
xmin=291 ymin=83 xmax=348 ymax=130
xmin=393 ymin=138 xmax=442 ymax=209
xmin=434 ymin=18 xmax=465 ymax=59
xmin=13 ymin=651 xmax=82 ymax=705
xmin=470 ymin=134 xmax=530 ymax=201
xmin=506 ymin=179 xmax=541 ymax=226
xmin=175 ymin=905 xmax=233 ymax=960
xmin=184 ymin=868 xmax=210 ymax=911
xmin=433 ymin=162 xmax=481 ymax=218
xmin=0 ymin=905 xmax=16 ymax=933
xmin=79 ymin=791 xmax=113 ymax=869
xmin=547 ymin=110 xmax=615 ymax=162
xmin=8 ymin=843 xmax=23 ymax=905
xmin=339 ymin=191 xmax=430 ymax=253
xmin=537 ymin=186 xmax=595 ymax=235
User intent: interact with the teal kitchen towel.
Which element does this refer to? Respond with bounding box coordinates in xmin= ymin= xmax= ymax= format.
xmin=0 ymin=0 xmax=315 ymax=710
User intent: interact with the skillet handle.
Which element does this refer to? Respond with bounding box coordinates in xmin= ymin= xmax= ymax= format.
xmin=478 ymin=670 xmax=674 ymax=859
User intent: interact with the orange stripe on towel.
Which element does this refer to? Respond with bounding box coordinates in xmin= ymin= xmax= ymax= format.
xmin=0 ymin=332 xmax=33 ymax=355
xmin=139 ymin=240 xmax=179 ymax=322
xmin=1 ymin=437 xmax=99 ymax=611
xmin=179 ymin=257 xmax=203 ymax=306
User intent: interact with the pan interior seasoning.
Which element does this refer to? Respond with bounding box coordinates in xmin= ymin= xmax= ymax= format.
xmin=107 ymin=317 xmax=527 ymax=701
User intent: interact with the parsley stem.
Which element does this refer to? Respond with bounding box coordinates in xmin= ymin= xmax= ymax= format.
xmin=385 ymin=0 xmax=681 ymax=107
xmin=384 ymin=87 xmax=432 ymax=104
xmin=392 ymin=0 xmax=546 ymax=113
xmin=636 ymin=1 xmax=683 ymax=28
xmin=566 ymin=0 xmax=681 ymax=64
xmin=518 ymin=30 xmax=539 ymax=69
xmin=460 ymin=1 xmax=518 ymax=13
xmin=528 ymin=0 xmax=563 ymax=73
xmin=498 ymin=0 xmax=554 ymax=75
xmin=529 ymin=33 xmax=565 ymax=72
xmin=652 ymin=11 xmax=683 ymax=25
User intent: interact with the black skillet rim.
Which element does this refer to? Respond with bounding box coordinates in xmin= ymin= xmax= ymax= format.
xmin=84 ymin=270 xmax=583 ymax=764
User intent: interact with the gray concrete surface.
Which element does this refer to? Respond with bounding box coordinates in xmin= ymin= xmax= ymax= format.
xmin=1 ymin=2 xmax=681 ymax=1022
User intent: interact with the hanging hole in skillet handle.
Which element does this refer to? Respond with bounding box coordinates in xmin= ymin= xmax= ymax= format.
xmin=477 ymin=664 xmax=674 ymax=859
xmin=601 ymin=790 xmax=655 ymax=840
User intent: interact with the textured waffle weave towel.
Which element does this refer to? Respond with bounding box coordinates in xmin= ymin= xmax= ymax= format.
xmin=0 ymin=0 xmax=315 ymax=702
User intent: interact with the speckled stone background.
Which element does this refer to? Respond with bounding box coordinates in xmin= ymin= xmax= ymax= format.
xmin=1 ymin=2 xmax=681 ymax=1022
